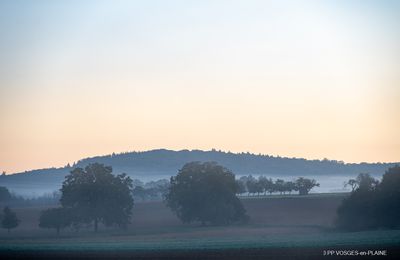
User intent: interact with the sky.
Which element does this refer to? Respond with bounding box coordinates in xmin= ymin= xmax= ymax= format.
xmin=0 ymin=0 xmax=399 ymax=174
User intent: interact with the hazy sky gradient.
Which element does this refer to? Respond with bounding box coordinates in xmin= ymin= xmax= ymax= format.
xmin=1 ymin=0 xmax=399 ymax=173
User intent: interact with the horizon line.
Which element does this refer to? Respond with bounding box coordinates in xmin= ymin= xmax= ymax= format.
xmin=5 ymin=148 xmax=400 ymax=176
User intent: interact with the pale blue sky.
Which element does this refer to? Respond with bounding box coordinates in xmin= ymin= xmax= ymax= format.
xmin=1 ymin=0 xmax=399 ymax=173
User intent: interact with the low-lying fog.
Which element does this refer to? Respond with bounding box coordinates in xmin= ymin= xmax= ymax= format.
xmin=4 ymin=174 xmax=383 ymax=199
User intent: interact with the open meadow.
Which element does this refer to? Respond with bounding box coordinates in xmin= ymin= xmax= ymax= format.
xmin=1 ymin=194 xmax=399 ymax=259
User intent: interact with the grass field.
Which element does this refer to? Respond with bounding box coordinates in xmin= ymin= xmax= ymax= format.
xmin=1 ymin=194 xmax=399 ymax=259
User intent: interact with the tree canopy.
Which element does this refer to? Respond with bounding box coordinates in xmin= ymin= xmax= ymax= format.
xmin=295 ymin=177 xmax=319 ymax=195
xmin=60 ymin=163 xmax=134 ymax=232
xmin=165 ymin=161 xmax=248 ymax=225
xmin=236 ymin=176 xmax=318 ymax=196
xmin=0 ymin=186 xmax=11 ymax=202
xmin=336 ymin=167 xmax=400 ymax=231
xmin=376 ymin=166 xmax=400 ymax=228
xmin=1 ymin=206 xmax=19 ymax=233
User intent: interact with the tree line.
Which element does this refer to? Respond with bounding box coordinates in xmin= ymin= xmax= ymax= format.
xmin=1 ymin=162 xmax=398 ymax=234
xmin=236 ymin=175 xmax=319 ymax=196
xmin=132 ymin=179 xmax=169 ymax=202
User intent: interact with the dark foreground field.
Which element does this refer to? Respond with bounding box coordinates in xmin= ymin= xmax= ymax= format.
xmin=2 ymin=245 xmax=399 ymax=260
xmin=1 ymin=194 xmax=399 ymax=259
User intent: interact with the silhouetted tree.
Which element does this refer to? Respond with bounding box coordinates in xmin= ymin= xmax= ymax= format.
xmin=275 ymin=179 xmax=286 ymax=195
xmin=258 ymin=176 xmax=269 ymax=195
xmin=236 ymin=176 xmax=250 ymax=196
xmin=39 ymin=207 xmax=72 ymax=234
xmin=165 ymin=162 xmax=248 ymax=225
xmin=246 ymin=175 xmax=258 ymax=196
xmin=254 ymin=178 xmax=264 ymax=196
xmin=344 ymin=179 xmax=358 ymax=192
xmin=356 ymin=173 xmax=379 ymax=191
xmin=336 ymin=166 xmax=400 ymax=231
xmin=60 ymin=163 xmax=134 ymax=232
xmin=0 ymin=186 xmax=11 ymax=202
xmin=336 ymin=187 xmax=376 ymax=230
xmin=284 ymin=181 xmax=296 ymax=195
xmin=344 ymin=173 xmax=378 ymax=192
xmin=375 ymin=166 xmax=400 ymax=228
xmin=236 ymin=179 xmax=247 ymax=195
xmin=295 ymin=177 xmax=319 ymax=195
xmin=1 ymin=206 xmax=19 ymax=233
xmin=265 ymin=178 xmax=275 ymax=195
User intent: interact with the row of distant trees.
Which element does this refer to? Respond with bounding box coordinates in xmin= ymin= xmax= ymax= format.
xmin=236 ymin=175 xmax=319 ymax=196
xmin=132 ymin=179 xmax=169 ymax=202
xmin=0 ymin=186 xmax=61 ymax=207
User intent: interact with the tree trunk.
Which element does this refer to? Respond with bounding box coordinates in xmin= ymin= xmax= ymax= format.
xmin=7 ymin=228 xmax=10 ymax=234
xmin=57 ymin=227 xmax=60 ymax=235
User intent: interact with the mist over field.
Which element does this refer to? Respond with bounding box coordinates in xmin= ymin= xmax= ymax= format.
xmin=0 ymin=174 xmax=374 ymax=197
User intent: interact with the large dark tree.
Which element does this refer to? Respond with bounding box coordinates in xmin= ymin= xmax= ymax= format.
xmin=60 ymin=163 xmax=134 ymax=232
xmin=344 ymin=173 xmax=378 ymax=192
xmin=336 ymin=166 xmax=400 ymax=231
xmin=165 ymin=162 xmax=248 ymax=225
xmin=1 ymin=206 xmax=19 ymax=233
xmin=356 ymin=173 xmax=379 ymax=191
xmin=375 ymin=166 xmax=400 ymax=228
xmin=39 ymin=207 xmax=73 ymax=234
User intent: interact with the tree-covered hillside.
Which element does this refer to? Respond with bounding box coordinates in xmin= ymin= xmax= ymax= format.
xmin=0 ymin=149 xmax=398 ymax=196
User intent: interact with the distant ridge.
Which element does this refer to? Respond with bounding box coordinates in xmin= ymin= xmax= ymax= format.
xmin=0 ymin=149 xmax=398 ymax=196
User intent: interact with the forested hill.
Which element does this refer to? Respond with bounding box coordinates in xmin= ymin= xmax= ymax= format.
xmin=0 ymin=149 xmax=398 ymax=196
xmin=72 ymin=149 xmax=396 ymax=176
